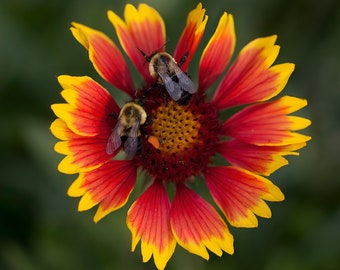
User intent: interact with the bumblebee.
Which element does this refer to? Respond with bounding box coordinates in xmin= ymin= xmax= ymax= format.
xmin=106 ymin=101 xmax=147 ymax=158
xmin=138 ymin=49 xmax=196 ymax=105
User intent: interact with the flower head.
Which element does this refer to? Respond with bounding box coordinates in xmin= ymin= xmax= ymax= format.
xmin=51 ymin=3 xmax=311 ymax=269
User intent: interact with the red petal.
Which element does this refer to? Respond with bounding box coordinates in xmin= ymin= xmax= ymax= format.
xmin=205 ymin=166 xmax=284 ymax=228
xmin=50 ymin=119 xmax=117 ymax=174
xmin=219 ymin=140 xmax=307 ymax=176
xmin=173 ymin=3 xmax=208 ymax=72
xmin=212 ymin=36 xmax=295 ymax=109
xmin=222 ymin=96 xmax=311 ymax=146
xmin=70 ymin=23 xmax=135 ymax=96
xmin=170 ymin=183 xmax=234 ymax=260
xmin=198 ymin=12 xmax=235 ymax=92
xmin=51 ymin=75 xmax=119 ymax=137
xmin=108 ymin=4 xmax=166 ymax=83
xmin=68 ymin=160 xmax=137 ymax=222
xmin=127 ymin=181 xmax=176 ymax=270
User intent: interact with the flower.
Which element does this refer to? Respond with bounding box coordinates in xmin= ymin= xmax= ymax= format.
xmin=50 ymin=3 xmax=311 ymax=270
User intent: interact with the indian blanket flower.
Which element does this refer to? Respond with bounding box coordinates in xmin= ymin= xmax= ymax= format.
xmin=50 ymin=3 xmax=311 ymax=270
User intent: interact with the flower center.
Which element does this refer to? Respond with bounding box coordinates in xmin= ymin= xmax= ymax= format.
xmin=136 ymin=91 xmax=221 ymax=183
xmin=151 ymin=101 xmax=201 ymax=154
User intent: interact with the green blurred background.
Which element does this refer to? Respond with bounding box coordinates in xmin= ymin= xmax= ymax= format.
xmin=1 ymin=0 xmax=339 ymax=269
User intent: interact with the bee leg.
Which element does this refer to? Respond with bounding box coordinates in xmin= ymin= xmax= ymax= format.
xmin=144 ymin=117 xmax=153 ymax=127
xmin=106 ymin=112 xmax=118 ymax=122
xmin=177 ymin=92 xmax=192 ymax=106
xmin=140 ymin=85 xmax=153 ymax=99
xmin=159 ymin=86 xmax=169 ymax=105
xmin=139 ymin=117 xmax=153 ymax=138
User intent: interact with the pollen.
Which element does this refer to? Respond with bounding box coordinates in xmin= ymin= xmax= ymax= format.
xmin=151 ymin=101 xmax=201 ymax=154
xmin=137 ymin=95 xmax=222 ymax=183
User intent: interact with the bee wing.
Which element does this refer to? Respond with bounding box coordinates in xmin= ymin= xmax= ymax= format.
xmin=124 ymin=137 xmax=140 ymax=158
xmin=158 ymin=72 xmax=183 ymax=101
xmin=174 ymin=66 xmax=196 ymax=94
xmin=123 ymin=121 xmax=141 ymax=158
xmin=106 ymin=121 xmax=123 ymax=155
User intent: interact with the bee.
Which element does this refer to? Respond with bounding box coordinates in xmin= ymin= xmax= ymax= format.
xmin=106 ymin=101 xmax=147 ymax=158
xmin=138 ymin=49 xmax=196 ymax=105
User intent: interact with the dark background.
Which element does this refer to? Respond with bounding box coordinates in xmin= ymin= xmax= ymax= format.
xmin=1 ymin=0 xmax=339 ymax=269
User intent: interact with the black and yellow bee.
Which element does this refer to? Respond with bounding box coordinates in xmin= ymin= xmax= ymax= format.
xmin=138 ymin=49 xmax=196 ymax=105
xmin=106 ymin=101 xmax=147 ymax=158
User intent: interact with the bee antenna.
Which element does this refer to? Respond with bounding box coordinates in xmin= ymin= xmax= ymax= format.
xmin=137 ymin=47 xmax=151 ymax=62
xmin=156 ymin=41 xmax=168 ymax=52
